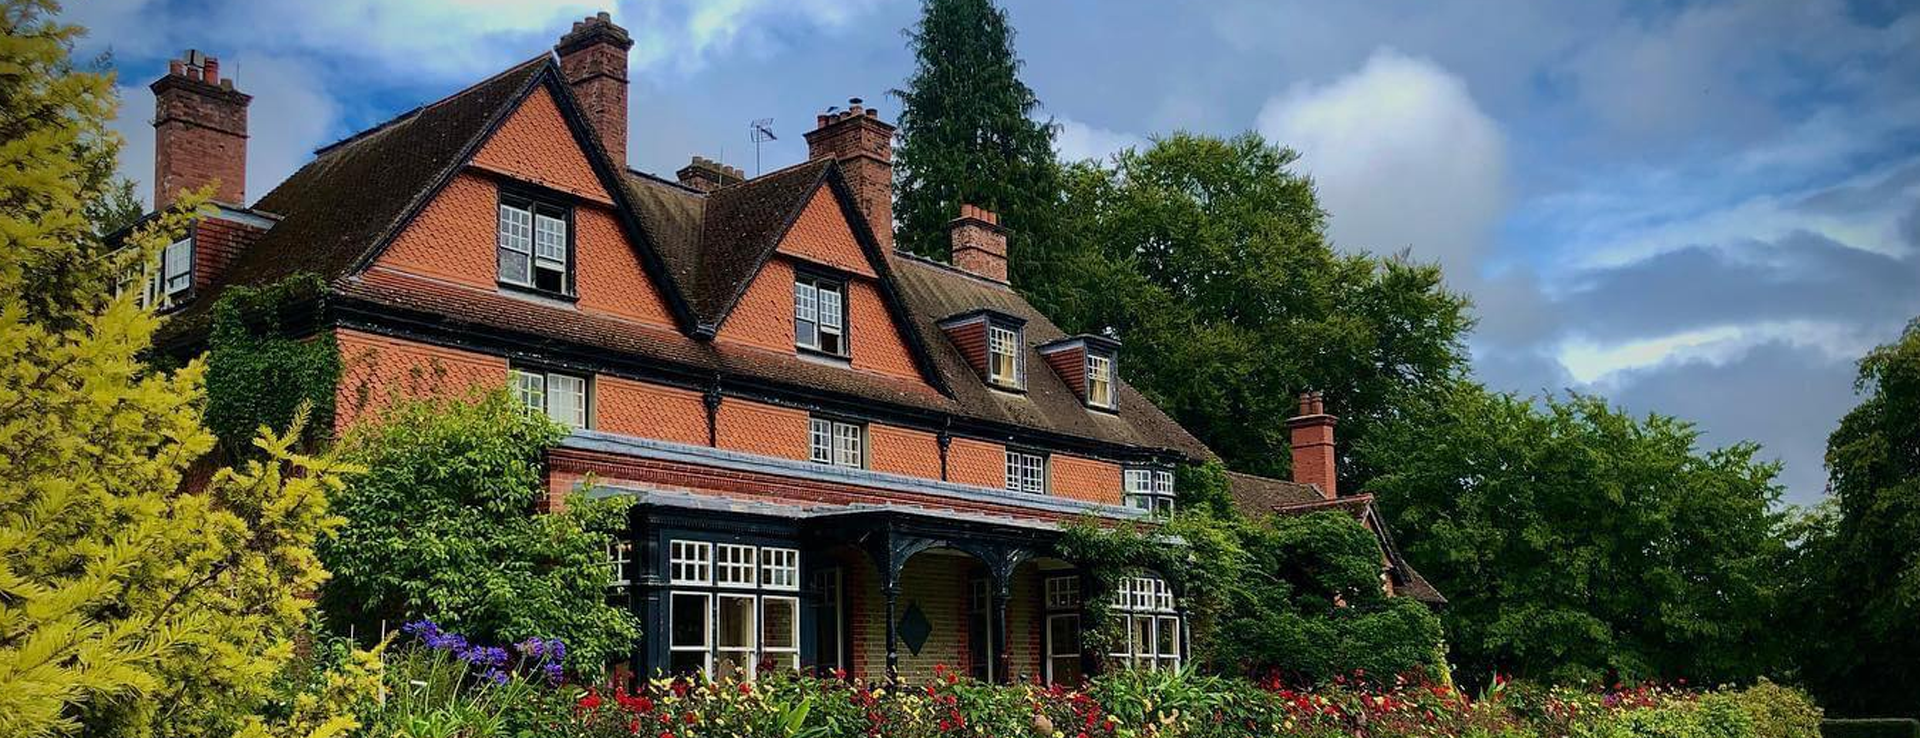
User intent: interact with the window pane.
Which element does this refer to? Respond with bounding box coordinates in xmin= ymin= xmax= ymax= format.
xmin=833 ymin=422 xmax=861 ymax=468
xmin=717 ymin=595 xmax=755 ymax=649
xmin=510 ymin=370 xmax=545 ymax=414
xmin=533 ymin=213 xmax=567 ymax=265
xmin=1133 ymin=615 xmax=1154 ymax=659
xmin=989 ymin=325 xmax=1020 ymax=385
xmin=668 ymin=650 xmax=707 ymax=676
xmin=818 ymin=284 xmax=842 ymax=330
xmin=498 ymin=204 xmax=533 ymax=285
xmin=670 ymin=540 xmax=711 ymax=584
xmin=1158 ymin=616 xmax=1180 ymax=660
xmin=760 ymin=548 xmax=799 ymax=590
xmin=545 ymin=373 xmax=586 ymax=429
xmin=671 ymin=593 xmax=709 ymax=647
xmin=162 ymin=239 xmax=192 ymax=293
xmin=716 ymin=544 xmax=756 ymax=587
xmin=794 ymin=281 xmax=818 ymax=348
xmin=809 ymin=418 xmax=832 ymax=463
xmin=762 ymin=597 xmax=798 ymax=649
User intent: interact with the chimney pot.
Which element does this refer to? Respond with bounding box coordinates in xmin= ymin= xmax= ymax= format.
xmin=556 ymin=11 xmax=633 ymax=167
xmin=949 ymin=204 xmax=1009 ymax=283
xmin=151 ymin=49 xmax=251 ymax=208
xmin=1287 ymin=391 xmax=1338 ymax=499
xmin=676 ymin=155 xmax=744 ymax=192
xmin=806 ymin=95 xmax=897 ymax=249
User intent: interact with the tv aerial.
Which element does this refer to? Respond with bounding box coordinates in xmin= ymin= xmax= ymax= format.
xmin=749 ymin=118 xmax=777 ymax=176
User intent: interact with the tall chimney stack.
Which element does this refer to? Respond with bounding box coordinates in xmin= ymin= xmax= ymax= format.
xmin=805 ymin=98 xmax=895 ymax=249
xmin=948 ymin=204 xmax=1008 ymax=283
xmin=1287 ymin=391 xmax=1338 ymax=500
xmin=556 ymin=12 xmax=633 ymax=168
xmin=151 ymin=49 xmax=250 ymax=208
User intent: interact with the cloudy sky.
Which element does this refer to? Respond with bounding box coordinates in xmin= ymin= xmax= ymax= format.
xmin=72 ymin=0 xmax=1919 ymax=505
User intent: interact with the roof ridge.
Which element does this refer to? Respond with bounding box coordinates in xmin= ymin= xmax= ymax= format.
xmin=625 ymin=167 xmax=706 ymax=195
xmin=313 ymin=54 xmax=550 ymax=157
xmin=889 ymin=248 xmax=1016 ymax=291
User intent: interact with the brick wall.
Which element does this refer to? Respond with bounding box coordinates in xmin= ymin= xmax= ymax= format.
xmin=334 ymin=329 xmax=507 ymax=433
xmin=1051 ymin=454 xmax=1123 ymax=506
xmin=777 ymin=189 xmax=876 ymax=277
xmin=714 ymin=398 xmax=810 ymax=462
xmin=946 ymin=437 xmax=1006 ymax=489
xmin=596 ymin=376 xmax=707 ymax=445
xmin=151 ymin=72 xmax=248 ymax=208
xmin=849 ymin=552 xmax=973 ymax=684
xmin=868 ymin=423 xmax=941 ymax=479
xmin=190 ymin=216 xmax=265 ymax=292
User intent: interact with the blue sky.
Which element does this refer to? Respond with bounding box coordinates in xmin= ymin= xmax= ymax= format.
xmin=72 ymin=0 xmax=1920 ymax=505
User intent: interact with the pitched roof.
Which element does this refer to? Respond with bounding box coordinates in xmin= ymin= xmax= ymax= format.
xmin=1226 ymin=470 xmax=1326 ymax=514
xmin=161 ymin=51 xmax=1213 ymax=463
xmin=1225 ymin=472 xmax=1447 ymax=606
xmin=887 ymin=252 xmax=1215 ymax=461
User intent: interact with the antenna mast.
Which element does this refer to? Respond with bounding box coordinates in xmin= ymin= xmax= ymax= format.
xmin=749 ymin=118 xmax=777 ymax=177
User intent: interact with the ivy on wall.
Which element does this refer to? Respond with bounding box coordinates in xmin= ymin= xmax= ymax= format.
xmin=205 ymin=273 xmax=341 ymax=456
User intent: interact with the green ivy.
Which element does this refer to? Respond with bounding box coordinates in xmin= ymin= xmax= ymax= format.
xmin=205 ymin=274 xmax=341 ymax=455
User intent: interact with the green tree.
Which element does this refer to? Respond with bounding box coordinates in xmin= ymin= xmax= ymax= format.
xmin=890 ymin=0 xmax=1066 ymax=290
xmin=318 ymin=392 xmax=640 ymax=670
xmin=0 ymin=4 xmax=347 ymax=735
xmin=1790 ymin=319 xmax=1920 ymax=716
xmin=1042 ymin=134 xmax=1473 ymax=482
xmin=1358 ymin=383 xmax=1788 ymax=687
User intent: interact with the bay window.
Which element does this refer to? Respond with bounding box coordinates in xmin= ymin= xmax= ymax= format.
xmin=1109 ymin=575 xmax=1180 ymax=671
xmin=666 ymin=538 xmax=802 ymax=679
xmin=1124 ymin=468 xmax=1175 ymax=515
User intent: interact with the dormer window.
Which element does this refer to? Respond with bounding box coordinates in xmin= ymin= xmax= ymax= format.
xmin=1086 ymin=352 xmax=1115 ymax=409
xmin=497 ymin=189 xmax=574 ymax=296
xmin=988 ymin=323 xmax=1023 ymax=389
xmin=137 ymin=237 xmax=193 ymax=310
xmin=1125 ymin=468 xmax=1175 ymax=515
xmin=794 ymin=274 xmax=847 ymax=356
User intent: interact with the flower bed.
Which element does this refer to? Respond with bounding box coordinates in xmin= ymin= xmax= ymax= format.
xmin=304 ymin=622 xmax=1823 ymax=738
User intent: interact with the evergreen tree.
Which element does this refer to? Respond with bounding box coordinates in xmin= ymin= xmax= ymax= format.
xmin=891 ymin=0 xmax=1064 ymax=289
xmin=0 ymin=3 xmax=348 ymax=735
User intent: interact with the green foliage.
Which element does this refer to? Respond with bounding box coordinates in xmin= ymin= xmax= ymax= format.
xmin=1786 ymin=319 xmax=1920 ymax=717
xmin=1358 ymin=383 xmax=1789 ymax=687
xmin=1731 ymin=680 xmax=1824 ymax=738
xmin=890 ymin=0 xmax=1066 ymax=291
xmin=1036 ymin=134 xmax=1473 ymax=484
xmin=1177 ymin=460 xmax=1237 ymax=519
xmin=318 ymin=391 xmax=640 ymax=671
xmin=0 ymin=3 xmax=350 ymax=735
xmin=205 ymin=274 xmax=340 ymax=455
xmin=1822 ymin=721 xmax=1920 ymax=738
xmin=1060 ymin=508 xmax=1446 ymax=685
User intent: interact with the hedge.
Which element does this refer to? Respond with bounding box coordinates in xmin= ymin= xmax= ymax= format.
xmin=1823 ymin=719 xmax=1920 ymax=738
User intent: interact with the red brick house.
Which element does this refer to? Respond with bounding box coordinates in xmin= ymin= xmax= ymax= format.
xmin=136 ymin=13 xmax=1435 ymax=685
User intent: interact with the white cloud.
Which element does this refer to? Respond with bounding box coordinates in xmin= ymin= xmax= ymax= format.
xmin=1556 ymin=320 xmax=1882 ymax=386
xmin=1256 ymin=48 xmax=1507 ymax=277
xmin=1053 ymin=118 xmax=1148 ymax=163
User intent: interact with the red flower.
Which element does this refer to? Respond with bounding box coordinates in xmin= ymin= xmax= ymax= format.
xmin=578 ymin=691 xmax=603 ymax=710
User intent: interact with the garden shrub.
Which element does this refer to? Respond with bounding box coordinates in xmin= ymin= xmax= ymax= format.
xmin=1734 ymin=680 xmax=1824 ymax=738
xmin=317 ymin=391 xmax=639 ymax=671
xmin=205 ymin=273 xmax=340 ymax=455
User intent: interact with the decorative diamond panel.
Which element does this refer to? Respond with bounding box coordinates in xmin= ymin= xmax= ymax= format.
xmin=898 ymin=602 xmax=932 ymax=656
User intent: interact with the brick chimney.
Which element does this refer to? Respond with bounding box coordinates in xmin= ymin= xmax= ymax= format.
xmin=805 ymin=98 xmax=895 ymax=249
xmin=1287 ymin=391 xmax=1338 ymax=499
xmin=948 ymin=204 xmax=1008 ymax=283
xmin=556 ymin=12 xmax=633 ymax=167
xmin=150 ymin=49 xmax=250 ymax=209
xmin=676 ymin=156 xmax=744 ymax=192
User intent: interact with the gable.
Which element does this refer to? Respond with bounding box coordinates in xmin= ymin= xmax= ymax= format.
xmin=470 ymin=86 xmax=608 ymax=205
xmin=371 ymin=83 xmax=676 ymax=328
xmin=775 ymin=188 xmax=876 ymax=278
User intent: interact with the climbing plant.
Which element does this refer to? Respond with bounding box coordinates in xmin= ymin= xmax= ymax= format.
xmin=205 ymin=273 xmax=341 ymax=455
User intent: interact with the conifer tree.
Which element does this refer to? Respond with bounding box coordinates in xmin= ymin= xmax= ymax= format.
xmin=0 ymin=3 xmax=347 ymax=735
xmin=891 ymin=0 xmax=1063 ymax=288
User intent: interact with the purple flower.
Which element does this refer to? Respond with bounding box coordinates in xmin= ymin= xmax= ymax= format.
xmin=516 ymin=638 xmax=543 ymax=658
xmin=482 ymin=667 xmax=509 ymax=685
xmin=546 ymin=638 xmax=566 ymax=662
xmin=543 ymin=662 xmax=564 ymax=684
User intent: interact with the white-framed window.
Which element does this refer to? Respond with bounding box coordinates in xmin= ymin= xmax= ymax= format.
xmin=988 ymin=323 xmax=1022 ymax=388
xmin=809 ymin=417 xmax=864 ymax=468
xmin=1006 ymin=450 xmax=1047 ymax=495
xmin=137 ymin=237 xmax=194 ymax=310
xmin=715 ymin=543 xmax=757 ymax=588
xmin=760 ymin=547 xmax=800 ymax=591
xmin=1109 ymin=575 xmax=1180 ymax=671
xmin=669 ymin=592 xmax=713 ymax=675
xmin=670 ymin=540 xmax=712 ymax=585
xmin=794 ymin=275 xmax=846 ymax=356
xmin=761 ymin=596 xmax=801 ymax=672
xmin=666 ymin=539 xmax=804 ymax=680
xmin=1045 ymin=575 xmax=1082 ymax=610
xmin=1085 ymin=352 xmax=1115 ymax=409
xmin=509 ymin=367 xmax=590 ymax=430
xmin=498 ymin=193 xmax=572 ymax=295
xmin=1125 ymin=468 xmax=1176 ymax=515
xmin=606 ymin=540 xmax=632 ymax=594
xmin=1045 ymin=613 xmax=1084 ymax=686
